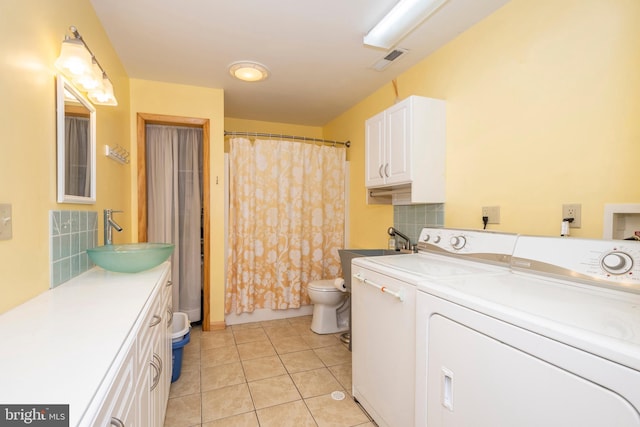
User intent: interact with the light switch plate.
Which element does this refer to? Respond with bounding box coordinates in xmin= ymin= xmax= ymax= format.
xmin=0 ymin=203 xmax=12 ymax=240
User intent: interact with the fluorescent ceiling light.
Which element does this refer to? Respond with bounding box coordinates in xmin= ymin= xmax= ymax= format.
xmin=364 ymin=0 xmax=449 ymax=49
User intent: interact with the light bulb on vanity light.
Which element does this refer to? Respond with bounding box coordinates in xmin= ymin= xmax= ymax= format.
xmin=55 ymin=37 xmax=93 ymax=77
xmin=74 ymin=60 xmax=104 ymax=92
xmin=88 ymin=75 xmax=117 ymax=106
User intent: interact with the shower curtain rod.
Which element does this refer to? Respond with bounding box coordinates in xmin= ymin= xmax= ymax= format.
xmin=224 ymin=131 xmax=350 ymax=147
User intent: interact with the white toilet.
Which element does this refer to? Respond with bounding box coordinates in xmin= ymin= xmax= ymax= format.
xmin=307 ymin=279 xmax=350 ymax=334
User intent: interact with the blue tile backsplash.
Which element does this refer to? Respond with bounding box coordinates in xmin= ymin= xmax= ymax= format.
xmin=50 ymin=210 xmax=98 ymax=288
xmin=393 ymin=203 xmax=444 ymax=247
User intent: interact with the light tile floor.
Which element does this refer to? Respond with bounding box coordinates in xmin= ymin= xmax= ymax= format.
xmin=163 ymin=316 xmax=375 ymax=427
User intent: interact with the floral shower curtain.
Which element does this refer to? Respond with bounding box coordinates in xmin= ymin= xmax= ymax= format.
xmin=226 ymin=137 xmax=345 ymax=314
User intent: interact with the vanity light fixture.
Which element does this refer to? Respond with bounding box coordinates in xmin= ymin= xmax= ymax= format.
xmin=364 ymin=0 xmax=449 ymax=49
xmin=228 ymin=61 xmax=270 ymax=82
xmin=55 ymin=26 xmax=118 ymax=106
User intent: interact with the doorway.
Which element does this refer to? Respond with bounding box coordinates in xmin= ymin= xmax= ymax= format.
xmin=137 ymin=113 xmax=211 ymax=331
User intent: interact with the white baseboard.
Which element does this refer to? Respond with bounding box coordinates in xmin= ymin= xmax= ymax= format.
xmin=225 ymin=305 xmax=314 ymax=326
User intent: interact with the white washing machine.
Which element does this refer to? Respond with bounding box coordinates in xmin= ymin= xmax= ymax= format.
xmin=416 ymin=235 xmax=640 ymax=426
xmin=351 ymin=228 xmax=518 ymax=427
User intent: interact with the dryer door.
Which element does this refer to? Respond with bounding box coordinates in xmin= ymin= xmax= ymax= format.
xmin=427 ymin=314 xmax=640 ymax=427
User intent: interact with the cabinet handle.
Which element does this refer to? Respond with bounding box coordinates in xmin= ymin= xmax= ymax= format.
xmin=154 ymin=352 xmax=163 ymax=374
xmin=149 ymin=314 xmax=162 ymax=328
xmin=166 ymin=280 xmax=173 ymax=288
xmin=384 ymin=163 xmax=390 ymax=177
xmin=110 ymin=417 xmax=125 ymax=427
xmin=378 ymin=164 xmax=384 ymax=178
xmin=150 ymin=354 xmax=162 ymax=391
xmin=149 ymin=360 xmax=159 ymax=391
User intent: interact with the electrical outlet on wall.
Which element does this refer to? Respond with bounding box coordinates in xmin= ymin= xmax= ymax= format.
xmin=562 ymin=203 xmax=581 ymax=228
xmin=482 ymin=206 xmax=500 ymax=224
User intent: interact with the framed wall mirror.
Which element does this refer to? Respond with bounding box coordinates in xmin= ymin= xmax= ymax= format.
xmin=56 ymin=74 xmax=96 ymax=204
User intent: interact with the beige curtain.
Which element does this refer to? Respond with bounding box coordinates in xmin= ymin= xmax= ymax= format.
xmin=226 ymin=137 xmax=345 ymax=314
xmin=64 ymin=116 xmax=90 ymax=197
xmin=147 ymin=125 xmax=203 ymax=322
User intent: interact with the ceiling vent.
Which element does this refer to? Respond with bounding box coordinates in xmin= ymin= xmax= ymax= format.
xmin=370 ymin=48 xmax=409 ymax=72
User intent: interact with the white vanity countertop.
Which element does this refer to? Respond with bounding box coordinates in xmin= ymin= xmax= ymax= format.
xmin=0 ymin=262 xmax=170 ymax=426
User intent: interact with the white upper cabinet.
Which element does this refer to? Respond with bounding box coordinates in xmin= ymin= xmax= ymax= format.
xmin=365 ymin=96 xmax=446 ymax=204
xmin=365 ymin=109 xmax=386 ymax=187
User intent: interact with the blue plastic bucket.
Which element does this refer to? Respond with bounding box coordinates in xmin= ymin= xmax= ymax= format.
xmin=171 ymin=330 xmax=190 ymax=383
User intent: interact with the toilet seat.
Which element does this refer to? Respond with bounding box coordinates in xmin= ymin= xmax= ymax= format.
xmin=308 ymin=279 xmax=340 ymax=292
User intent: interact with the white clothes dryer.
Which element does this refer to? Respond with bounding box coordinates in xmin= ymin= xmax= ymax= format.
xmin=416 ymin=235 xmax=640 ymax=426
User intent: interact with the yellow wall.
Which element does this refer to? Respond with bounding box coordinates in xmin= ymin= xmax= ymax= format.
xmin=325 ymin=0 xmax=640 ymax=243
xmin=323 ymin=91 xmax=395 ymax=249
xmin=0 ymin=0 xmax=130 ymax=313
xmin=129 ymin=79 xmax=225 ymax=326
xmin=225 ymin=117 xmax=323 ymax=139
xmin=3 ymin=0 xmax=638 ymax=316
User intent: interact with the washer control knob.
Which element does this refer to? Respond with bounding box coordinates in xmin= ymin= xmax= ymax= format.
xmin=450 ymin=236 xmax=467 ymax=250
xmin=433 ymin=236 xmax=441 ymax=244
xmin=601 ymin=252 xmax=633 ymax=275
xmin=422 ymin=234 xmax=430 ymax=242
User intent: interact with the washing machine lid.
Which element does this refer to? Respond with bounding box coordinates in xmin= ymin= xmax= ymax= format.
xmin=359 ymin=253 xmax=509 ymax=281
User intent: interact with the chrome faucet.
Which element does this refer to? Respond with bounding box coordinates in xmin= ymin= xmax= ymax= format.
xmin=104 ymin=209 xmax=123 ymax=245
xmin=387 ymin=227 xmax=414 ymax=252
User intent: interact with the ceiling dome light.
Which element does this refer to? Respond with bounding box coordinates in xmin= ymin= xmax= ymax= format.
xmin=228 ymin=61 xmax=270 ymax=82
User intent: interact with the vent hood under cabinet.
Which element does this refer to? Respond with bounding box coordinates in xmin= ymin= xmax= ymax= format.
xmin=365 ymin=95 xmax=445 ymax=205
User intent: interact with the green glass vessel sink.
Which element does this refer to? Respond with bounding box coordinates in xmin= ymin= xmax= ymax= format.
xmin=87 ymin=243 xmax=175 ymax=273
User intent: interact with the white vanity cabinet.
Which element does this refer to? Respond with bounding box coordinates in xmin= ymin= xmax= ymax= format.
xmin=0 ymin=262 xmax=175 ymax=427
xmin=89 ymin=265 xmax=172 ymax=427
xmin=365 ymin=95 xmax=446 ymax=204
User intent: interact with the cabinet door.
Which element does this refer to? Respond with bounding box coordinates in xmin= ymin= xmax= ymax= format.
xmin=136 ymin=357 xmax=151 ymax=427
xmin=426 ymin=314 xmax=640 ymax=427
xmin=352 ymin=267 xmax=417 ymax=427
xmin=160 ymin=277 xmax=173 ymax=418
xmin=136 ymin=272 xmax=169 ymax=427
xmin=149 ymin=331 xmax=163 ymax=427
xmin=93 ymin=344 xmax=136 ymax=427
xmin=385 ymin=100 xmax=411 ymax=185
xmin=365 ymin=110 xmax=386 ymax=187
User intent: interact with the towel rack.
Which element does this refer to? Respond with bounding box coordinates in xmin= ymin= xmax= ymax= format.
xmin=105 ymin=145 xmax=129 ymax=164
xmin=353 ymin=273 xmax=405 ymax=301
